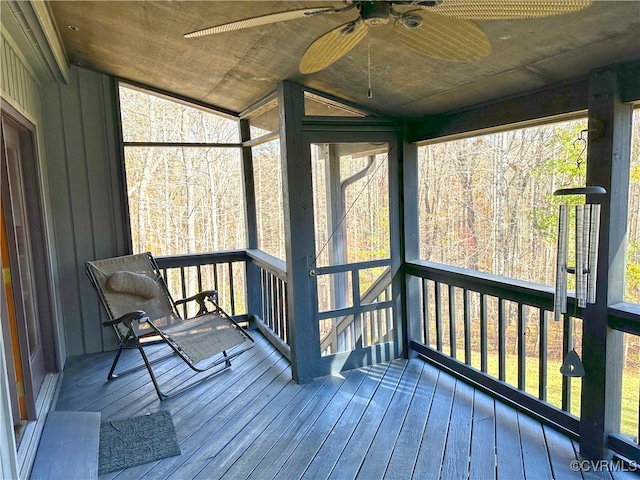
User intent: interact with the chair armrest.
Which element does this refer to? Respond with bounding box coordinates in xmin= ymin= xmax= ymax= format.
xmin=175 ymin=290 xmax=218 ymax=315
xmin=102 ymin=310 xmax=147 ymax=327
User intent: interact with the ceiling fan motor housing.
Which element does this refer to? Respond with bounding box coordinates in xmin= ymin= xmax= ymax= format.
xmin=360 ymin=2 xmax=391 ymax=26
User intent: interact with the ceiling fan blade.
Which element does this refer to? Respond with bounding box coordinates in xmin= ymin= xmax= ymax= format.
xmin=299 ymin=21 xmax=368 ymax=74
xmin=426 ymin=0 xmax=592 ymax=20
xmin=184 ymin=7 xmax=334 ymax=38
xmin=393 ymin=10 xmax=491 ymax=62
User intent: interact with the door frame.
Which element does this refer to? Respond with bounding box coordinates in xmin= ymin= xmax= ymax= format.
xmin=1 ymin=102 xmax=59 ymax=421
xmin=301 ymin=123 xmax=404 ymax=376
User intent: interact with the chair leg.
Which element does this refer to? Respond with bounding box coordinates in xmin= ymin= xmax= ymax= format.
xmin=107 ymin=329 xmax=135 ymax=380
xmin=223 ymin=350 xmax=231 ymax=368
xmin=107 ymin=345 xmax=124 ymax=381
xmin=133 ymin=335 xmax=167 ymax=401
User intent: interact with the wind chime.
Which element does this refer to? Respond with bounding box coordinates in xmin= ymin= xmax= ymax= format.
xmin=553 ymin=127 xmax=606 ymax=377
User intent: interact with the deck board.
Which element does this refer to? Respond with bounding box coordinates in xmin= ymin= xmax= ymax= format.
xmin=384 ymin=363 xmax=439 ymax=480
xmin=269 ymin=368 xmax=371 ymax=480
xmin=327 ymin=360 xmax=408 ymax=479
xmin=519 ymin=410 xmax=554 ymax=479
xmin=441 ymin=380 xmax=474 ymax=479
xmin=495 ymin=397 xmax=525 ymax=479
xmin=300 ymin=362 xmax=392 ymax=480
xmin=243 ymin=374 xmax=346 ymax=480
xmin=355 ymin=361 xmax=424 ymax=479
xmin=54 ymin=331 xmax=587 ymax=480
xmin=412 ymin=372 xmax=456 ymax=480
xmin=468 ymin=389 xmax=497 ymax=480
xmin=544 ymin=425 xmax=583 ymax=480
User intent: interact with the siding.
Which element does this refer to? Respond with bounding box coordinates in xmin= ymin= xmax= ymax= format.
xmin=0 ymin=33 xmax=40 ymax=120
xmin=42 ymin=66 xmax=129 ymax=355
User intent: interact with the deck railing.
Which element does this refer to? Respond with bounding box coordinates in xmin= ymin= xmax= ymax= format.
xmin=405 ymin=259 xmax=584 ymax=434
xmin=246 ymin=249 xmax=290 ymax=359
xmin=155 ymin=251 xmax=639 ymax=461
xmin=607 ymin=302 xmax=640 ymax=459
xmin=156 ymin=250 xmax=248 ymax=320
xmin=155 ymin=249 xmax=394 ymax=359
xmin=405 ymin=260 xmax=640 ymax=460
xmin=156 ymin=250 xmax=290 ymax=359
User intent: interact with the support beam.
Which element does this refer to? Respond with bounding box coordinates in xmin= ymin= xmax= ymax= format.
xmin=407 ymin=79 xmax=589 ymax=143
xmin=580 ymin=66 xmax=632 ymax=460
xmin=400 ymin=127 xmax=421 ymax=358
xmin=278 ymin=80 xmax=320 ymax=382
xmin=240 ymin=119 xmax=261 ymax=322
xmin=388 ymin=130 xmax=403 ymax=359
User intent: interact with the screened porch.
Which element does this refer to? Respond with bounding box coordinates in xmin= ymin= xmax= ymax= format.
xmin=1 ymin=2 xmax=639 ymax=479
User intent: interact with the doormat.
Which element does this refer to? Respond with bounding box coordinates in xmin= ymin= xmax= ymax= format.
xmin=98 ymin=411 xmax=181 ymax=474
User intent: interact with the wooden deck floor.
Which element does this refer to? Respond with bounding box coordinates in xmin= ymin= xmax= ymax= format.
xmin=54 ymin=332 xmax=634 ymax=480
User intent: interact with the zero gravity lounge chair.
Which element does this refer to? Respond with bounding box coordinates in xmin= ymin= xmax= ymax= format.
xmin=85 ymin=252 xmax=254 ymax=400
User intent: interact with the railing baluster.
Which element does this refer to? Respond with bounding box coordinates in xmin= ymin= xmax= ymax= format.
xmin=163 ymin=269 xmax=171 ymax=305
xmin=375 ymin=304 xmax=382 ymax=343
xmin=449 ymin=285 xmax=457 ymax=359
xmin=266 ymin=271 xmax=273 ymax=330
xmin=180 ymin=267 xmax=187 ymax=318
xmin=463 ymin=289 xmax=471 ymax=365
xmin=434 ymin=282 xmax=443 ymax=352
xmin=270 ymin=273 xmax=276 ymax=332
xmin=282 ymin=280 xmax=289 ymax=344
xmin=422 ymin=278 xmax=430 ymax=346
xmin=228 ymin=262 xmax=236 ymax=316
xmin=271 ymin=273 xmax=279 ymax=336
xmin=498 ymin=298 xmax=506 ymax=381
xmin=354 ymin=313 xmax=363 ymax=350
xmin=480 ymin=294 xmax=487 ymax=373
xmin=269 ymin=272 xmax=274 ymax=331
xmin=271 ymin=274 xmax=278 ymax=336
xmin=261 ymin=269 xmax=267 ymax=324
xmin=278 ymin=278 xmax=285 ymax=340
xmin=539 ymin=309 xmax=548 ymax=401
xmin=197 ymin=265 xmax=203 ymax=293
xmin=518 ymin=303 xmax=526 ymax=391
xmin=562 ymin=313 xmax=573 ymax=412
xmin=363 ymin=311 xmax=370 ymax=348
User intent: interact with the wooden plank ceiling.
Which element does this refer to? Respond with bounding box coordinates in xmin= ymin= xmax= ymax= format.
xmin=48 ymin=1 xmax=640 ymax=118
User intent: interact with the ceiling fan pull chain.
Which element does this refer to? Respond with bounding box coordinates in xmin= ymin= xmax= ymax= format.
xmin=367 ymin=26 xmax=373 ymax=99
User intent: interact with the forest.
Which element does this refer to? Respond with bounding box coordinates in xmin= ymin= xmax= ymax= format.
xmin=119 ymin=85 xmax=639 ymax=438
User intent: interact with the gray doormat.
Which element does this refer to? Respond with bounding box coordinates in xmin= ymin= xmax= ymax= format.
xmin=98 ymin=411 xmax=181 ymax=474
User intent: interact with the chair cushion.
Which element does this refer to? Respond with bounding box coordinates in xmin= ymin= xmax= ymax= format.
xmin=106 ymin=271 xmax=159 ymax=299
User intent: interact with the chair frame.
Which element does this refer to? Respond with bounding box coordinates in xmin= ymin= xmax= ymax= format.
xmin=86 ymin=253 xmax=255 ymax=400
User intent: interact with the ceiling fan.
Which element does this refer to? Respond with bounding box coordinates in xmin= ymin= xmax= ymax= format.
xmin=184 ymin=1 xmax=593 ymax=74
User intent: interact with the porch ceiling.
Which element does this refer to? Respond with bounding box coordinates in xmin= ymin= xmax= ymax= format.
xmin=48 ymin=1 xmax=640 ymax=117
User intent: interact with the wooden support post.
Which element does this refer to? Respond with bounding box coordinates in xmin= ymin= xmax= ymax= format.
xmin=240 ymin=119 xmax=261 ymax=325
xmin=278 ymin=80 xmax=320 ymax=383
xmin=400 ymin=134 xmax=421 ymax=358
xmin=580 ymin=66 xmax=631 ymax=459
xmin=389 ymin=130 xmax=403 ymax=359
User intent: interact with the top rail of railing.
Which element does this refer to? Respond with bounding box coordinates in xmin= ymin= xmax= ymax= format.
xmin=156 ymin=250 xmax=247 ymax=269
xmin=245 ymin=249 xmax=287 ymax=281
